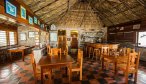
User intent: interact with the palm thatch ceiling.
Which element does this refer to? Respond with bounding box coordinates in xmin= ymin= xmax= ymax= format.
xmin=22 ymin=0 xmax=146 ymax=27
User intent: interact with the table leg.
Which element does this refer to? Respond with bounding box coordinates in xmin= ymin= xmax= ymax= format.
xmin=9 ymin=52 xmax=12 ymax=61
xmin=41 ymin=67 xmax=43 ymax=84
xmin=115 ymin=61 xmax=117 ymax=75
xmin=102 ymin=57 xmax=104 ymax=70
xmin=22 ymin=51 xmax=24 ymax=61
xmin=68 ymin=63 xmax=72 ymax=83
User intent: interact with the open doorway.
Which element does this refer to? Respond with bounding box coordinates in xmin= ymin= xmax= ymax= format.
xmin=71 ymin=30 xmax=78 ymax=49
xmin=58 ymin=30 xmax=67 ymax=53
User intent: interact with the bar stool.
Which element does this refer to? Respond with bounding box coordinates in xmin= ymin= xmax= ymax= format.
xmin=88 ymin=46 xmax=94 ymax=58
xmin=92 ymin=44 xmax=101 ymax=60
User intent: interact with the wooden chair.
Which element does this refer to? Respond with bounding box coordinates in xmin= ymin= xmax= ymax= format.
xmin=46 ymin=44 xmax=51 ymax=55
xmin=101 ymin=45 xmax=110 ymax=60
xmin=30 ymin=53 xmax=51 ymax=84
xmin=117 ymin=51 xmax=141 ymax=84
xmin=77 ymin=49 xmax=82 ymax=61
xmin=70 ymin=50 xmax=83 ymax=80
xmin=88 ymin=46 xmax=94 ymax=58
xmin=50 ymin=48 xmax=61 ymax=56
xmin=92 ymin=44 xmax=101 ymax=60
xmin=101 ymin=45 xmax=111 ymax=69
xmin=109 ymin=44 xmax=118 ymax=56
xmin=63 ymin=45 xmax=68 ymax=55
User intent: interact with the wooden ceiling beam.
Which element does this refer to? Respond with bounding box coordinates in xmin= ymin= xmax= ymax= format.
xmin=86 ymin=0 xmax=114 ymax=26
xmin=30 ymin=0 xmax=42 ymax=8
xmin=45 ymin=8 xmax=67 ymax=23
xmin=40 ymin=2 xmax=68 ymax=18
xmin=119 ymin=0 xmax=142 ymax=18
xmin=63 ymin=0 xmax=71 ymax=26
xmin=106 ymin=1 xmax=132 ymax=22
xmin=42 ymin=7 xmax=67 ymax=21
xmin=136 ymin=0 xmax=146 ymax=7
xmin=46 ymin=10 xmax=68 ymax=24
xmin=34 ymin=0 xmax=59 ymax=13
xmin=94 ymin=8 xmax=115 ymax=26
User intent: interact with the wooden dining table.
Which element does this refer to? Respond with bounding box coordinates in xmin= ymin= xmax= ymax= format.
xmin=38 ymin=55 xmax=74 ymax=84
xmin=8 ymin=46 xmax=29 ymax=61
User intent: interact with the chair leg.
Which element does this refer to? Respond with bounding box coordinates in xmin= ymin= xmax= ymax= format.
xmin=92 ymin=52 xmax=95 ymax=59
xmin=80 ymin=70 xmax=82 ymax=80
xmin=134 ymin=72 xmax=138 ymax=83
xmin=125 ymin=72 xmax=129 ymax=84
xmin=49 ymin=72 xmax=52 ymax=84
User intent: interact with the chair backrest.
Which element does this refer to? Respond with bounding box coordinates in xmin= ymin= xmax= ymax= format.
xmin=65 ymin=45 xmax=68 ymax=55
xmin=124 ymin=48 xmax=131 ymax=56
xmin=109 ymin=44 xmax=118 ymax=51
xmin=89 ymin=46 xmax=94 ymax=53
xmin=30 ymin=53 xmax=37 ymax=77
xmin=101 ymin=45 xmax=109 ymax=56
xmin=78 ymin=50 xmax=83 ymax=69
xmin=77 ymin=49 xmax=82 ymax=61
xmin=47 ymin=44 xmax=51 ymax=55
xmin=127 ymin=51 xmax=140 ymax=72
xmin=95 ymin=44 xmax=102 ymax=49
xmin=51 ymin=48 xmax=61 ymax=56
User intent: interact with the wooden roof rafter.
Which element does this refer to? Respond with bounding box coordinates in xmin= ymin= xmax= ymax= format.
xmin=106 ymin=1 xmax=132 ymax=22
xmin=34 ymin=0 xmax=59 ymax=13
xmin=119 ymin=0 xmax=142 ymax=18
xmin=44 ymin=8 xmax=67 ymax=23
xmin=57 ymin=0 xmax=72 ymax=24
xmin=79 ymin=1 xmax=91 ymax=27
xmin=64 ymin=0 xmax=80 ymax=26
xmin=40 ymin=1 xmax=68 ymax=18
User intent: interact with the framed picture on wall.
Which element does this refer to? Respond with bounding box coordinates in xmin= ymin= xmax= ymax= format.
xmin=28 ymin=31 xmax=35 ymax=38
xmin=34 ymin=17 xmax=37 ymax=24
xmin=20 ymin=33 xmax=26 ymax=41
xmin=28 ymin=16 xmax=33 ymax=24
xmin=50 ymin=32 xmax=57 ymax=42
xmin=5 ymin=0 xmax=17 ymax=17
xmin=20 ymin=6 xmax=26 ymax=19
xmin=35 ymin=32 xmax=39 ymax=35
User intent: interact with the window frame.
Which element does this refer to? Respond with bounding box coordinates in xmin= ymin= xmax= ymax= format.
xmin=0 ymin=30 xmax=17 ymax=47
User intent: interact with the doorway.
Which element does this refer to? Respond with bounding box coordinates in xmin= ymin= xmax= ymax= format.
xmin=58 ymin=30 xmax=67 ymax=53
xmin=71 ymin=30 xmax=78 ymax=49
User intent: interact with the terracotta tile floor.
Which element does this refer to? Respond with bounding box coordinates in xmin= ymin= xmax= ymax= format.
xmin=0 ymin=55 xmax=146 ymax=84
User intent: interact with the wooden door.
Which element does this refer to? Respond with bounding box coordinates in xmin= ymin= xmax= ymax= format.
xmin=58 ymin=30 xmax=67 ymax=53
xmin=71 ymin=31 xmax=78 ymax=49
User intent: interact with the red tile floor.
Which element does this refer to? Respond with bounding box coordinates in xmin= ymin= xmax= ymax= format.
xmin=0 ymin=55 xmax=146 ymax=84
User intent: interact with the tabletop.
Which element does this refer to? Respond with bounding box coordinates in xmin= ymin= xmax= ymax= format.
xmin=38 ymin=55 xmax=74 ymax=66
xmin=8 ymin=46 xmax=29 ymax=50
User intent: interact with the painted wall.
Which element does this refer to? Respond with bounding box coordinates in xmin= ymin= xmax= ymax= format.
xmin=18 ymin=25 xmax=49 ymax=46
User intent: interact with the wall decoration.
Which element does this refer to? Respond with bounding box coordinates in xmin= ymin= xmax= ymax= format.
xmin=5 ymin=0 xmax=17 ymax=17
xmin=28 ymin=16 xmax=33 ymax=24
xmin=133 ymin=24 xmax=140 ymax=29
xmin=138 ymin=31 xmax=146 ymax=47
xmin=50 ymin=24 xmax=57 ymax=30
xmin=38 ymin=20 xmax=40 ymax=25
xmin=28 ymin=31 xmax=35 ymax=38
xmin=67 ymin=38 xmax=70 ymax=41
xmin=34 ymin=17 xmax=37 ymax=24
xmin=20 ymin=33 xmax=26 ymax=41
xmin=20 ymin=6 xmax=26 ymax=19
xmin=35 ymin=32 xmax=39 ymax=35
xmin=50 ymin=32 xmax=57 ymax=42
xmin=41 ymin=24 xmax=44 ymax=28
